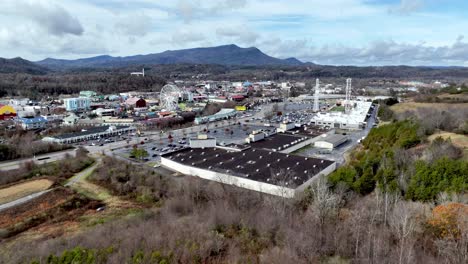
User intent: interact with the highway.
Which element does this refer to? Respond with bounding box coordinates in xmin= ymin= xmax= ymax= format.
xmin=0 ymin=149 xmax=77 ymax=172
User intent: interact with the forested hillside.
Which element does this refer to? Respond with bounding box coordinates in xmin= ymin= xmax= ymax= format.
xmin=329 ymin=120 xmax=467 ymax=201
xmin=0 ymin=73 xmax=166 ymax=99
xmin=0 ymin=57 xmax=48 ymax=75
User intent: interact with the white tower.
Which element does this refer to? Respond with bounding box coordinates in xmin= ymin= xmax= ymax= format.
xmin=142 ymin=68 xmax=145 ymax=77
xmin=313 ymin=78 xmax=320 ymax=112
xmin=345 ymin=78 xmax=352 ymax=114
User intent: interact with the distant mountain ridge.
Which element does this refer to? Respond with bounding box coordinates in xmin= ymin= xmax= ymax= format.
xmin=0 ymin=57 xmax=48 ymax=74
xmin=37 ymin=44 xmax=307 ymax=69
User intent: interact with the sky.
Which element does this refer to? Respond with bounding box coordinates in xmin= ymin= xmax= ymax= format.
xmin=1 ymin=0 xmax=468 ymax=66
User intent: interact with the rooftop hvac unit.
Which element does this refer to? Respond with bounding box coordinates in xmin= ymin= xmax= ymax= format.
xmin=304 ymin=170 xmax=307 ymax=174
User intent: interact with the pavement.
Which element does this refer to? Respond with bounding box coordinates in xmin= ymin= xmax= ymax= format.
xmin=0 ymin=149 xmax=77 ymax=172
xmin=0 ymin=102 xmax=374 ymax=211
xmin=297 ymin=104 xmax=379 ymax=165
xmin=65 ymin=156 xmax=101 ymax=186
xmin=0 ymin=189 xmax=52 ymax=212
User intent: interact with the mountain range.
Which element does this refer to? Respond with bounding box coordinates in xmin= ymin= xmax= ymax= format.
xmin=0 ymin=57 xmax=48 ymax=74
xmin=36 ymin=44 xmax=307 ymax=70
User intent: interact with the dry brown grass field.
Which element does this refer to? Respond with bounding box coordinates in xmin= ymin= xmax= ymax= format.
xmin=390 ymin=102 xmax=468 ymax=114
xmin=0 ymin=179 xmax=54 ymax=205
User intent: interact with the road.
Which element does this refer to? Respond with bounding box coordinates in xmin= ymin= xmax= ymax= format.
xmin=0 ymin=155 xmax=101 ymax=212
xmin=0 ymin=189 xmax=52 ymax=212
xmin=0 ymin=149 xmax=77 ymax=172
xmin=299 ymin=104 xmax=379 ymax=165
xmin=0 ymin=102 xmax=348 ymax=211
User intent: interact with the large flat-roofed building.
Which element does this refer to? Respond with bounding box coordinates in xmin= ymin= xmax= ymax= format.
xmin=314 ymin=134 xmax=348 ymax=149
xmin=194 ymin=108 xmax=237 ymax=124
xmin=310 ymin=101 xmax=373 ymax=130
xmin=42 ymin=125 xmax=135 ymax=144
xmin=161 ymin=148 xmax=336 ymax=198
xmin=63 ymin=98 xmax=91 ymax=112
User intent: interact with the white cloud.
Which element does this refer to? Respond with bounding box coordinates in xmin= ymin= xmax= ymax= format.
xmin=115 ymin=13 xmax=152 ymax=37
xmin=5 ymin=0 xmax=84 ymax=36
xmin=216 ymin=26 xmax=259 ymax=44
xmin=174 ymin=0 xmax=247 ymax=23
xmin=0 ymin=0 xmax=467 ymax=66
xmin=171 ymin=31 xmax=205 ymax=44
xmin=275 ymin=36 xmax=468 ymax=66
xmin=389 ymin=0 xmax=424 ymax=15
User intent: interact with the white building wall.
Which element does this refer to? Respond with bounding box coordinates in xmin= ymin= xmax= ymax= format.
xmin=295 ymin=162 xmax=337 ymax=193
xmin=189 ymin=138 xmax=217 ymax=148
xmin=314 ymin=141 xmax=334 ymax=149
xmin=161 ymin=157 xmax=296 ymax=198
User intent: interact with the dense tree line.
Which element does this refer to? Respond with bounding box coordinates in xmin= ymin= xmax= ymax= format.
xmin=0 ymin=128 xmax=71 ymax=161
xmin=0 ymin=72 xmax=166 ymax=99
xmin=328 ymin=120 xmax=467 ymax=201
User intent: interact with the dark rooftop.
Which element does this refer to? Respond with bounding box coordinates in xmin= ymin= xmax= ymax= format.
xmin=163 ymin=148 xmax=334 ymax=188
xmin=285 ymin=125 xmax=329 ymax=137
xmin=249 ymin=134 xmax=308 ymax=151
xmin=51 ymin=125 xmax=131 ymax=139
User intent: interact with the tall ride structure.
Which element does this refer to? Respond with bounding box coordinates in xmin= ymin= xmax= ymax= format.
xmin=313 ymin=78 xmax=320 ymax=112
xmin=345 ymin=78 xmax=352 ymax=114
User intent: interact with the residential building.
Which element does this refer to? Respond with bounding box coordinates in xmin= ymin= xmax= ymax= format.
xmin=16 ymin=116 xmax=48 ymax=130
xmin=63 ymin=98 xmax=91 ymax=111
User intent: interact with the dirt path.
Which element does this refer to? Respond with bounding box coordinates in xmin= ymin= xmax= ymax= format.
xmin=67 ymin=156 xmax=135 ymax=209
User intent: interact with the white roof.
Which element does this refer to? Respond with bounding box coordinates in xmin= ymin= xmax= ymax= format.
xmin=311 ymin=101 xmax=372 ymax=125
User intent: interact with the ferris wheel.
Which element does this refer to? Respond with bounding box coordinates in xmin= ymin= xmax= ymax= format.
xmin=160 ymin=84 xmax=181 ymax=111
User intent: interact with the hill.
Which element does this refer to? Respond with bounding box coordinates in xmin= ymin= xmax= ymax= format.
xmin=0 ymin=57 xmax=48 ymax=75
xmin=36 ymin=44 xmax=305 ymax=69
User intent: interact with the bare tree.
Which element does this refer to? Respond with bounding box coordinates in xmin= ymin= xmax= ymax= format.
xmin=389 ymin=201 xmax=422 ymax=264
xmin=308 ymin=176 xmax=342 ymax=225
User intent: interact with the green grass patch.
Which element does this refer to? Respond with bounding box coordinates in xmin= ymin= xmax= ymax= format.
xmin=330 ymin=106 xmax=345 ymax=112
